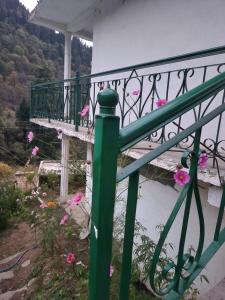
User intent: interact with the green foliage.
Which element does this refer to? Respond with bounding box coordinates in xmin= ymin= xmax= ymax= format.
xmin=40 ymin=172 xmax=60 ymax=193
xmin=16 ymin=98 xmax=29 ymax=122
xmin=0 ymin=181 xmax=24 ymax=230
xmin=0 ymin=0 xmax=91 ymax=165
xmin=0 ymin=0 xmax=92 ymax=108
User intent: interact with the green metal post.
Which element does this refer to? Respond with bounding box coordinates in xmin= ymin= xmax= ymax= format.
xmin=119 ymin=171 xmax=139 ymax=300
xmin=75 ymin=71 xmax=81 ymax=131
xmin=89 ymin=88 xmax=119 ymax=300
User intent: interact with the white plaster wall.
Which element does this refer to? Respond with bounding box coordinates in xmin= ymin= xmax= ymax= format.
xmin=92 ymin=0 xmax=225 ymax=71
xmin=116 ymin=175 xmax=225 ymax=295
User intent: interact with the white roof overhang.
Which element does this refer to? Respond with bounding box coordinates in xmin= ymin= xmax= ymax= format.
xmin=29 ymin=0 xmax=100 ymax=41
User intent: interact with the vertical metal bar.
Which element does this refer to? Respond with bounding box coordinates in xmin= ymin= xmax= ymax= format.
xmin=174 ymin=128 xmax=201 ymax=291
xmin=213 ymin=88 xmax=225 ymax=166
xmin=214 ymin=185 xmax=225 ymax=241
xmin=89 ymin=88 xmax=119 ymax=300
xmin=75 ymin=71 xmax=81 ymax=131
xmin=119 ymin=171 xmax=139 ymax=300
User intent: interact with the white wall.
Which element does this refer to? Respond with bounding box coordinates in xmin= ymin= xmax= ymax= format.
xmin=92 ymin=0 xmax=225 ymax=71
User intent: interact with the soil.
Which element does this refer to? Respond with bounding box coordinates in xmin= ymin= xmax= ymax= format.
xmin=0 ymin=216 xmax=89 ymax=300
xmin=0 ymin=222 xmax=41 ymax=299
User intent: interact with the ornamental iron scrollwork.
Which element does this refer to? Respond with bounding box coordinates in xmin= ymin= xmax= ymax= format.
xmin=149 ymin=130 xmax=206 ymax=296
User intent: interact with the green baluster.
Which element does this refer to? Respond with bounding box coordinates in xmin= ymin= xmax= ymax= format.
xmin=89 ymin=87 xmax=119 ymax=300
xmin=75 ymin=71 xmax=81 ymax=131
xmin=119 ymin=171 xmax=139 ymax=300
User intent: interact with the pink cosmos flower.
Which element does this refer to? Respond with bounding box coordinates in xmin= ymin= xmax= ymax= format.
xmin=27 ymin=131 xmax=34 ymax=143
xmin=69 ymin=192 xmax=84 ymax=207
xmin=66 ymin=252 xmax=75 ymax=264
xmin=109 ymin=265 xmax=114 ymax=277
xmin=198 ymin=152 xmax=208 ymax=169
xmin=60 ymin=214 xmax=69 ymax=225
xmin=132 ymin=90 xmax=140 ymax=96
xmin=79 ymin=105 xmax=89 ymax=117
xmin=40 ymin=202 xmax=48 ymax=209
xmin=173 ymin=169 xmax=190 ymax=187
xmin=31 ymin=146 xmax=39 ymax=156
xmin=155 ymin=98 xmax=168 ymax=108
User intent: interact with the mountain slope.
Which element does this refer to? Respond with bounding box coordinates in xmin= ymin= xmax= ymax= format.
xmin=0 ymin=0 xmax=92 ymax=108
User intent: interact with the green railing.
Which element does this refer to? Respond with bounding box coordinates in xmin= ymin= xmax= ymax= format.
xmin=31 ymin=46 xmax=225 ymax=158
xmin=89 ymin=70 xmax=225 ymax=299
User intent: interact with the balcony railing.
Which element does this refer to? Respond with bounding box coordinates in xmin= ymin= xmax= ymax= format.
xmin=31 ymin=46 xmax=225 ymax=164
xmin=89 ymin=72 xmax=225 ymax=300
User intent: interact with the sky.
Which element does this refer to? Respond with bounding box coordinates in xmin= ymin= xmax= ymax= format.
xmin=19 ymin=0 xmax=38 ymax=11
xmin=19 ymin=0 xmax=93 ymax=47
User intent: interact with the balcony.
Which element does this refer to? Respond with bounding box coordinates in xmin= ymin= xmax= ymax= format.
xmin=31 ymin=46 xmax=225 ymax=170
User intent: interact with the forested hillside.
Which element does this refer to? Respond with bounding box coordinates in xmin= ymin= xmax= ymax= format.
xmin=0 ymin=0 xmax=92 ymax=165
xmin=0 ymin=0 xmax=92 ymax=108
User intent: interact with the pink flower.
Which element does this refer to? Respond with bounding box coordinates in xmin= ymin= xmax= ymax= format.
xmin=198 ymin=152 xmax=208 ymax=169
xmin=60 ymin=214 xmax=69 ymax=225
xmin=69 ymin=192 xmax=84 ymax=207
xmin=31 ymin=146 xmax=39 ymax=156
xmin=66 ymin=252 xmax=75 ymax=264
xmin=109 ymin=265 xmax=114 ymax=277
xmin=155 ymin=98 xmax=168 ymax=108
xmin=79 ymin=105 xmax=89 ymax=117
xmin=173 ymin=169 xmax=190 ymax=187
xmin=132 ymin=90 xmax=140 ymax=96
xmin=27 ymin=131 xmax=34 ymax=143
xmin=40 ymin=202 xmax=48 ymax=209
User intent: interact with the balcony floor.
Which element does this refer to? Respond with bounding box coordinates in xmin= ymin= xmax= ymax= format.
xmin=31 ymin=118 xmax=225 ymax=190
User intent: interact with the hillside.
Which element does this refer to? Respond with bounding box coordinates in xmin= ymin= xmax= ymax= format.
xmin=0 ymin=0 xmax=92 ymax=165
xmin=0 ymin=0 xmax=92 ymax=108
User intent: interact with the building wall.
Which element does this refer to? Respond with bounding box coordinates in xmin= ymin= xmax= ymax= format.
xmin=92 ymin=0 xmax=225 ymax=72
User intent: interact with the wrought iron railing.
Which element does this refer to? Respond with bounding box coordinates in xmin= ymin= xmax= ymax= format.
xmin=31 ymin=46 xmax=225 ymax=151
xmin=89 ymin=71 xmax=225 ymax=299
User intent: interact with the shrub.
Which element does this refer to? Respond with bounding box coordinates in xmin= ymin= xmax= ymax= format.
xmin=0 ymin=162 xmax=13 ymax=179
xmin=0 ymin=182 xmax=23 ymax=230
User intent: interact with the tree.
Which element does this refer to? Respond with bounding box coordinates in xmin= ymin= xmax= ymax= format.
xmin=16 ymin=98 xmax=29 ymax=122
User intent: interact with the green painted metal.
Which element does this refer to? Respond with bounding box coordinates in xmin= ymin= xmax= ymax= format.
xmin=173 ymin=130 xmax=201 ymax=292
xmin=75 ymin=71 xmax=81 ymax=131
xmin=89 ymin=84 xmax=225 ymax=299
xmin=88 ymin=88 xmax=119 ymax=300
xmin=119 ymin=71 xmax=225 ymax=151
xmin=31 ymin=44 xmax=225 ymax=88
xmin=117 ymin=102 xmax=225 ymax=182
xmin=214 ymin=184 xmax=225 ymax=241
xmin=119 ymin=171 xmax=139 ymax=300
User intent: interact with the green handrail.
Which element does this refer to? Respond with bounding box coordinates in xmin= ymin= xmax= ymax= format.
xmin=32 ymin=44 xmax=225 ymax=88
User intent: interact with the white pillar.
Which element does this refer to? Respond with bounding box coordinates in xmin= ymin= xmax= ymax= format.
xmin=60 ymin=32 xmax=72 ymax=202
xmin=64 ymin=31 xmax=72 ymax=118
xmin=60 ymin=134 xmax=70 ymax=202
xmin=85 ymin=142 xmax=93 ymax=206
